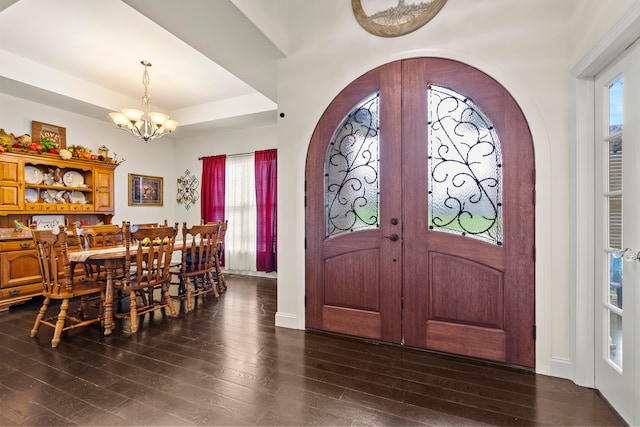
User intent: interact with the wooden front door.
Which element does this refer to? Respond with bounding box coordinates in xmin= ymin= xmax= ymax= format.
xmin=305 ymin=58 xmax=535 ymax=367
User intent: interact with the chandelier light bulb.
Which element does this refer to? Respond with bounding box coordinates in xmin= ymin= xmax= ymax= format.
xmin=122 ymin=109 xmax=143 ymax=122
xmin=149 ymin=112 xmax=169 ymax=125
xmin=164 ymin=119 xmax=179 ymax=131
xmin=109 ymin=112 xmax=127 ymax=125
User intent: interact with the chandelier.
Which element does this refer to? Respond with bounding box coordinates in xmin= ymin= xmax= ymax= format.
xmin=109 ymin=60 xmax=179 ymax=142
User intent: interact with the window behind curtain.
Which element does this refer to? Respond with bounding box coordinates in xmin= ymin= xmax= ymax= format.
xmin=224 ymin=154 xmax=257 ymax=272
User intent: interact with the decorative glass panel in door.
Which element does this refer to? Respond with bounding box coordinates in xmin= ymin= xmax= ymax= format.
xmin=325 ymin=93 xmax=379 ymax=238
xmin=427 ymin=85 xmax=503 ymax=246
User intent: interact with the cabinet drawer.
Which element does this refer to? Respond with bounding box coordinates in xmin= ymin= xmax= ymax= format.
xmin=0 ymin=240 xmax=34 ymax=251
xmin=41 ymin=204 xmax=57 ymax=212
xmin=0 ymin=282 xmax=42 ymax=300
xmin=56 ymin=204 xmax=70 ymax=211
xmin=69 ymin=204 xmax=84 ymax=212
xmin=25 ymin=203 xmax=41 ymax=211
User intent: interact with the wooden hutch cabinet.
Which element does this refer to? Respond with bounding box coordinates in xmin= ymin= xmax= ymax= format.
xmin=0 ymin=151 xmax=119 ymax=311
xmin=0 ymin=155 xmax=23 ymax=212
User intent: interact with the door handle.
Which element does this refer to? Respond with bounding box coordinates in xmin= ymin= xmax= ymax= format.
xmin=384 ymin=234 xmax=399 ymax=242
xmin=613 ymin=248 xmax=640 ymax=262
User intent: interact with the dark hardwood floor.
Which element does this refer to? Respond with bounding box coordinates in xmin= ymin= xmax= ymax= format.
xmin=0 ymin=275 xmax=625 ymax=426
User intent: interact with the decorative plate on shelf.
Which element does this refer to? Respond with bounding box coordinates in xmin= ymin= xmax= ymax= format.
xmin=69 ymin=191 xmax=86 ymax=204
xmin=24 ymin=166 xmax=43 ymax=184
xmin=25 ymin=188 xmax=39 ymax=203
xmin=63 ymin=171 xmax=84 ymax=187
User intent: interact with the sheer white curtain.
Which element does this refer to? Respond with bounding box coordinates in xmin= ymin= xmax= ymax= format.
xmin=224 ymin=154 xmax=257 ymax=272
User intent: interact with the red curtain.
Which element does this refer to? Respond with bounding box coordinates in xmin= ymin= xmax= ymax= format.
xmin=255 ymin=149 xmax=277 ymax=272
xmin=201 ymin=155 xmax=226 ymax=223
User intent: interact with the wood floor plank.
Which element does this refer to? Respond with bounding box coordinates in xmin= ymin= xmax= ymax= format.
xmin=0 ymin=275 xmax=625 ymax=426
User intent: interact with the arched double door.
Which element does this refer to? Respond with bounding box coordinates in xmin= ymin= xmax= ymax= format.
xmin=305 ymin=58 xmax=535 ymax=367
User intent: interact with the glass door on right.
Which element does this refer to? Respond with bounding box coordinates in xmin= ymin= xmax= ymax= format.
xmin=594 ymin=39 xmax=638 ymax=425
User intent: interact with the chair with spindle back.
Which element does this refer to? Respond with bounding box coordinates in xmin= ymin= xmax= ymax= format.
xmin=170 ymin=221 xmax=220 ymax=311
xmin=81 ymin=224 xmax=123 ymax=249
xmin=64 ymin=221 xmax=90 ymax=280
xmin=215 ymin=220 xmax=228 ymax=292
xmin=65 ymin=221 xmax=83 ymax=250
xmin=131 ymin=220 xmax=169 ymax=231
xmin=30 ymin=225 xmax=105 ymax=347
xmin=113 ymin=222 xmax=178 ymax=333
xmin=130 ymin=221 xmax=169 ymax=271
xmin=80 ymin=223 xmax=124 ymax=279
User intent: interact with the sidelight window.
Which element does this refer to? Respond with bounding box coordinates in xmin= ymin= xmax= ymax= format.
xmin=605 ymin=76 xmax=623 ymax=371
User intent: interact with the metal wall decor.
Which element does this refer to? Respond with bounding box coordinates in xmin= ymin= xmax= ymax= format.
xmin=176 ymin=169 xmax=199 ymax=210
xmin=427 ymin=85 xmax=503 ymax=246
xmin=352 ymin=0 xmax=447 ymax=37
xmin=325 ymin=92 xmax=380 ymax=238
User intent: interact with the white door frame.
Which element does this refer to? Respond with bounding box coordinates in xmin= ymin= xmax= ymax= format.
xmin=571 ymin=1 xmax=640 ymax=418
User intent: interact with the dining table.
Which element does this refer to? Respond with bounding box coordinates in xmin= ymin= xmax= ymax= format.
xmin=67 ymin=241 xmax=186 ymax=335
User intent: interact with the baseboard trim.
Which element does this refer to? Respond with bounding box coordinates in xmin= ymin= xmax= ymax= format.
xmin=275 ymin=311 xmax=301 ymax=329
xmin=550 ymin=357 xmax=573 ymax=380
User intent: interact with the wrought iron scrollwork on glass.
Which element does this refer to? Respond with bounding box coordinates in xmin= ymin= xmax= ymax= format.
xmin=176 ymin=169 xmax=199 ymax=211
xmin=427 ymin=85 xmax=503 ymax=246
xmin=325 ymin=92 xmax=380 ymax=238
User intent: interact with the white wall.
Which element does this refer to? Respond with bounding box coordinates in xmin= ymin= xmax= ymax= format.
xmin=570 ymin=0 xmax=635 ymax=66
xmin=0 ymin=92 xmax=177 ymax=226
xmin=273 ymin=0 xmax=632 ymax=377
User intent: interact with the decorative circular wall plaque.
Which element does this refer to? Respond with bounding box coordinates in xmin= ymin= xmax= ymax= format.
xmin=352 ymin=0 xmax=447 ymax=37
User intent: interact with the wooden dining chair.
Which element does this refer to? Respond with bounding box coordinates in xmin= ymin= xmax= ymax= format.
xmin=214 ymin=220 xmax=228 ymax=292
xmin=113 ymin=222 xmax=178 ymax=333
xmin=81 ymin=224 xmax=123 ymax=249
xmin=170 ymin=222 xmax=220 ymax=311
xmin=80 ymin=223 xmax=124 ymax=279
xmin=130 ymin=221 xmax=169 ymax=262
xmin=61 ymin=221 xmax=89 ymax=280
xmin=132 ymin=220 xmax=169 ymax=230
xmin=30 ymin=225 xmax=105 ymax=348
xmin=65 ymin=221 xmax=83 ymax=250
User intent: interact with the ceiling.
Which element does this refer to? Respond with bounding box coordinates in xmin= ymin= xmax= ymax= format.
xmin=0 ymin=0 xmax=286 ymax=136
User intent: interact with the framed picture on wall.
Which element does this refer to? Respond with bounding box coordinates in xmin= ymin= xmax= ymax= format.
xmin=31 ymin=121 xmax=66 ymax=148
xmin=128 ymin=173 xmax=163 ymax=206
